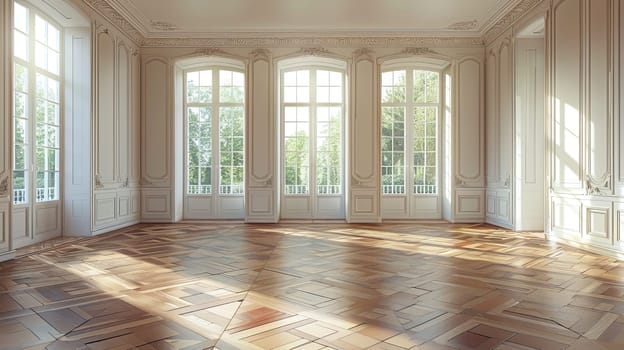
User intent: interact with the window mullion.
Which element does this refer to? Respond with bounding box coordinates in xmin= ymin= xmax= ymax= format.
xmin=406 ymin=69 xmax=414 ymax=197
xmin=29 ymin=10 xmax=37 ymax=203
xmin=310 ymin=69 xmax=316 ymax=196
xmin=212 ymin=69 xmax=219 ymax=197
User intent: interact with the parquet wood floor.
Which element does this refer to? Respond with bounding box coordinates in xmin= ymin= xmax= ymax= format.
xmin=1 ymin=223 xmax=623 ymax=349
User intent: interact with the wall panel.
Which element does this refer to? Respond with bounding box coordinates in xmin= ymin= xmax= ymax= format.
xmin=142 ymin=58 xmax=170 ymax=186
xmin=117 ymin=44 xmax=130 ymax=183
xmin=552 ymin=0 xmax=583 ymax=190
xmin=141 ymin=190 xmax=172 ymax=222
xmin=246 ymin=50 xmax=276 ymax=222
xmin=586 ymin=0 xmax=612 ymax=193
xmin=131 ymin=51 xmax=141 ymax=185
xmin=499 ymin=43 xmax=513 ymax=187
xmin=349 ymin=49 xmax=380 ymax=222
xmin=456 ymin=58 xmax=484 ymax=186
xmin=485 ymin=51 xmax=499 ymax=185
xmin=95 ymin=30 xmax=116 ymax=186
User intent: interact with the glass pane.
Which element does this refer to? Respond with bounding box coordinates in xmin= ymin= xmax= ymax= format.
xmin=186 ymin=106 xmax=212 ymax=194
xmin=219 ymin=70 xmax=244 ymax=103
xmin=284 ymin=113 xmax=310 ymax=195
xmin=35 ymin=42 xmax=47 ymax=70
xmin=14 ymin=31 xmax=28 ymax=60
xmin=316 ymin=106 xmax=342 ymax=195
xmin=48 ymin=49 xmax=59 ymax=75
xmin=48 ymin=25 xmax=60 ymax=50
xmin=426 ymin=71 xmax=440 ymax=103
xmin=14 ymin=118 xmax=27 ymax=145
xmin=219 ymin=106 xmax=244 ymax=194
xmin=35 ymin=16 xmax=46 ymax=43
xmin=35 ymin=171 xmax=58 ymax=202
xmin=14 ymin=64 xmax=28 ymax=92
xmin=13 ymin=171 xmax=28 ymax=204
xmin=14 ymin=91 xmax=28 ymax=119
xmin=382 ymin=70 xmax=406 ymax=103
xmin=14 ymin=3 xmax=29 ymax=33
xmin=187 ymin=70 xmax=211 ymax=103
xmin=381 ymin=106 xmax=405 ymax=195
xmin=14 ymin=144 xmax=26 ymax=169
xmin=414 ymin=70 xmax=426 ymax=103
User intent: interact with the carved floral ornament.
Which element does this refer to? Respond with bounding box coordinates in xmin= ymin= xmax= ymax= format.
xmin=299 ymin=47 xmax=329 ymax=56
xmin=193 ymin=47 xmax=229 ymax=57
xmin=0 ymin=177 xmax=8 ymax=197
xmin=586 ymin=173 xmax=611 ymax=195
xmin=402 ymin=47 xmax=439 ymax=56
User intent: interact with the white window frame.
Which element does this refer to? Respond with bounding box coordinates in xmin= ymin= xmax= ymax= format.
xmin=175 ymin=56 xmax=248 ymax=220
xmin=278 ymin=57 xmax=348 ymax=219
xmin=13 ymin=0 xmax=63 ymax=205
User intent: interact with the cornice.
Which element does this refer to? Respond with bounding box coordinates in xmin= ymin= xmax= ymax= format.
xmin=84 ymin=0 xmax=544 ymax=50
xmin=82 ymin=0 xmax=144 ymax=45
xmin=141 ymin=36 xmax=484 ymax=49
xmin=483 ymin=0 xmax=544 ymax=45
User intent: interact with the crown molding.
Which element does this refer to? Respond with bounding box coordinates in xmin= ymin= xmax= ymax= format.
xmin=141 ymin=36 xmax=484 ymax=49
xmin=82 ymin=0 xmax=144 ymax=45
xmin=83 ymin=0 xmax=544 ymax=49
xmin=483 ymin=0 xmax=544 ymax=44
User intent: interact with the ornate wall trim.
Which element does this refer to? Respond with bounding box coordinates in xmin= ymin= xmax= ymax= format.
xmin=82 ymin=0 xmax=144 ymax=45
xmin=141 ymin=36 xmax=484 ymax=49
xmin=483 ymin=0 xmax=544 ymax=45
xmin=0 ymin=177 xmax=8 ymax=197
xmin=83 ymin=0 xmax=546 ymax=49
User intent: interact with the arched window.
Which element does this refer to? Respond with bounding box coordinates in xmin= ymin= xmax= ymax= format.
xmin=178 ymin=57 xmax=246 ymax=219
xmin=381 ymin=59 xmax=447 ymax=219
xmin=278 ymin=57 xmax=347 ymax=219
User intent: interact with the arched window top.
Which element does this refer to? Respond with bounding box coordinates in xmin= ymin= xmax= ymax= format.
xmin=277 ymin=55 xmax=347 ymax=72
xmin=381 ymin=56 xmax=450 ymax=73
xmin=176 ymin=55 xmax=245 ymax=72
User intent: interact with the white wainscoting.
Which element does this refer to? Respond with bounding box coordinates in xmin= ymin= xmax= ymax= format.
xmin=455 ymin=190 xmax=485 ymax=222
xmin=142 ymin=189 xmax=172 ymax=222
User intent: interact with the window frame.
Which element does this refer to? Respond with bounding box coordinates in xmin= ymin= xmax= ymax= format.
xmin=279 ymin=64 xmax=346 ymax=197
xmin=13 ymin=0 xmax=63 ymax=205
xmin=381 ymin=65 xmax=443 ymax=197
xmin=182 ymin=65 xmax=246 ymax=197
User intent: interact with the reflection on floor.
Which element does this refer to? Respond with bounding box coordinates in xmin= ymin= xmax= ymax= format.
xmin=1 ymin=223 xmax=623 ymax=349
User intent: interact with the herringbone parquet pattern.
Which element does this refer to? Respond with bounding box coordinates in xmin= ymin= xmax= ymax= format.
xmin=0 ymin=223 xmax=623 ymax=349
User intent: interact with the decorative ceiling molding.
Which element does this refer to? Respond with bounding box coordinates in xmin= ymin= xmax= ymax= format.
xmin=299 ymin=47 xmax=330 ymax=56
xmin=150 ymin=20 xmax=177 ymax=31
xmin=82 ymin=0 xmax=144 ymax=45
xmin=82 ymin=0 xmax=544 ymax=50
xmin=448 ymin=20 xmax=478 ymax=31
xmin=483 ymin=0 xmax=544 ymax=44
xmin=192 ymin=47 xmax=230 ymax=56
xmin=140 ymin=36 xmax=484 ymax=49
xmin=402 ymin=47 xmax=439 ymax=56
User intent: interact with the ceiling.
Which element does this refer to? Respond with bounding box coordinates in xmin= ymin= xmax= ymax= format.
xmin=105 ymin=0 xmax=522 ymax=38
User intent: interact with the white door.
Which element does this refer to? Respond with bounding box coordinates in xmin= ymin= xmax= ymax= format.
xmin=280 ymin=67 xmax=345 ymax=219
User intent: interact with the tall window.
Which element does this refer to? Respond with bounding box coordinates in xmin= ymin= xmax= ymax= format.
xmin=282 ymin=68 xmax=343 ymax=196
xmin=13 ymin=2 xmax=61 ymax=204
xmin=185 ymin=68 xmax=244 ymax=196
xmin=381 ymin=69 xmax=440 ymax=195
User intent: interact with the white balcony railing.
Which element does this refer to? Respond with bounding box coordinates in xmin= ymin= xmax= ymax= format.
xmin=382 ymin=185 xmax=405 ymax=194
xmin=317 ymin=185 xmax=341 ymax=195
xmin=13 ymin=187 xmax=57 ymax=204
xmin=220 ymin=184 xmax=244 ymax=195
xmin=187 ymin=185 xmax=212 ymax=194
xmin=414 ymin=185 xmax=437 ymax=194
xmin=285 ymin=185 xmax=308 ymax=195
